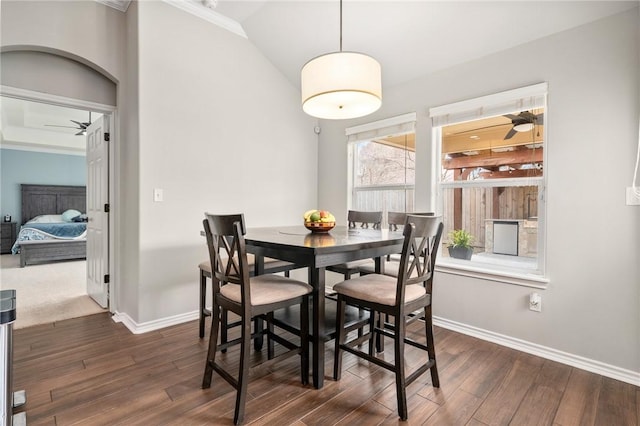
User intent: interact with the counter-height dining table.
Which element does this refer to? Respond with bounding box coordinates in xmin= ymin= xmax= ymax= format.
xmin=244 ymin=225 xmax=405 ymax=389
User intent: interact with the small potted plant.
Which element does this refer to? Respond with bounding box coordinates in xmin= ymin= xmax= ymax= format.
xmin=448 ymin=229 xmax=474 ymax=260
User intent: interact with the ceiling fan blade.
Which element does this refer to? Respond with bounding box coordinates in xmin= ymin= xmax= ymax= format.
xmin=70 ymin=120 xmax=88 ymax=128
xmin=504 ymin=127 xmax=518 ymax=140
xmin=75 ymin=130 xmax=85 ymax=136
xmin=451 ymin=123 xmax=510 ymax=135
xmin=503 ymin=114 xmax=521 ymax=121
xmin=44 ymin=124 xmax=79 ymax=129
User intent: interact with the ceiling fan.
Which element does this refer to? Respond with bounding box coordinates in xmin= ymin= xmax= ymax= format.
xmin=503 ymin=111 xmax=543 ymax=140
xmin=44 ymin=111 xmax=91 ymax=136
xmin=450 ymin=110 xmax=544 ymax=140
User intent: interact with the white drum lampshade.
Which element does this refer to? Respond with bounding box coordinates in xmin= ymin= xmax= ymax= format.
xmin=301 ymin=51 xmax=382 ymax=120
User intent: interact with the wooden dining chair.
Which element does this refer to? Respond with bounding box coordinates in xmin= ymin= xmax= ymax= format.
xmin=358 ymin=211 xmax=434 ymax=277
xmin=333 ymin=214 xmax=444 ymax=420
xmin=201 ymin=213 xmax=311 ymax=425
xmin=326 ymin=210 xmax=382 ymax=280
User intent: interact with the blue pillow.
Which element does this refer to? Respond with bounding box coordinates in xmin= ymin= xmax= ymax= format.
xmin=61 ymin=209 xmax=82 ymax=222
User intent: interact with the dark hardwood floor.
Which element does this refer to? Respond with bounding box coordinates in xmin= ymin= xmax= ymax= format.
xmin=11 ymin=312 xmax=639 ymax=425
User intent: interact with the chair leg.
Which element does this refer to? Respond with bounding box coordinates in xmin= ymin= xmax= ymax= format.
xmin=333 ymin=297 xmax=347 ymax=380
xmin=342 ymin=271 xmax=367 ymax=341
xmin=202 ymin=301 xmax=220 ymax=389
xmin=221 ymin=308 xmax=228 ymax=353
xmin=376 ymin=312 xmax=385 ymax=353
xmin=424 ymin=306 xmax=440 ymax=387
xmin=357 ymin=307 xmax=364 ymax=339
xmin=368 ymin=310 xmax=377 ymax=357
xmin=234 ymin=315 xmax=252 ymax=425
xmin=300 ymin=296 xmax=309 ymax=385
xmin=395 ymin=314 xmax=408 ymax=421
xmin=267 ymin=312 xmax=275 ymax=360
xmin=199 ymin=270 xmax=207 ymax=338
xmin=254 ymin=317 xmax=264 ymax=351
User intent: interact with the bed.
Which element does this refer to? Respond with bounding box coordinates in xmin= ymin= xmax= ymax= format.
xmin=12 ymin=184 xmax=87 ymax=267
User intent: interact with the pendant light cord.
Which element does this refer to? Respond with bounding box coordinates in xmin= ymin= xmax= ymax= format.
xmin=339 ymin=0 xmax=343 ymax=52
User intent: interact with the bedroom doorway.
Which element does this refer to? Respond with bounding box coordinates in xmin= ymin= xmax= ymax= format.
xmin=0 ymin=88 xmax=115 ymax=324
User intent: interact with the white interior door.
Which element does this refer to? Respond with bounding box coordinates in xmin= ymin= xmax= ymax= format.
xmin=86 ymin=115 xmax=109 ymax=307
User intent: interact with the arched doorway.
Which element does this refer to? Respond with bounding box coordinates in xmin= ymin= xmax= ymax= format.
xmin=1 ymin=49 xmax=117 ymax=327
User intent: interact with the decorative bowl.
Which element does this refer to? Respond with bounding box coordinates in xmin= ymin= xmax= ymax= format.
xmin=304 ymin=221 xmax=336 ymax=233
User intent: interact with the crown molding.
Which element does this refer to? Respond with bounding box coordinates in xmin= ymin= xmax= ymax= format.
xmin=162 ymin=0 xmax=247 ymax=39
xmin=95 ymin=0 xmax=131 ymax=13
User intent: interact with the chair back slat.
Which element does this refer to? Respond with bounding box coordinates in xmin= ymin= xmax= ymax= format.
xmin=348 ymin=210 xmax=382 ymax=229
xmin=396 ymin=215 xmax=444 ymax=304
xmin=203 ymin=213 xmax=251 ymax=302
xmin=387 ymin=211 xmax=435 ymax=231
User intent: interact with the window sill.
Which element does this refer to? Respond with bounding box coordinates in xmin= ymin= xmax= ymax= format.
xmin=436 ymin=258 xmax=549 ymax=289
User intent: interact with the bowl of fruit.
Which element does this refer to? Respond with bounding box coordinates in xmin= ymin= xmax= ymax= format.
xmin=303 ymin=209 xmax=336 ymax=233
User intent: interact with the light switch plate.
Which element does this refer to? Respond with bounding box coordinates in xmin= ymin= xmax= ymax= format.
xmin=626 ymin=187 xmax=640 ymax=206
xmin=153 ymin=188 xmax=163 ymax=202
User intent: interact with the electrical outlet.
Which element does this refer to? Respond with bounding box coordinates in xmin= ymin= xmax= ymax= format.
xmin=529 ymin=292 xmax=542 ymax=312
xmin=626 ymin=187 xmax=640 ymax=206
xmin=153 ymin=188 xmax=163 ymax=202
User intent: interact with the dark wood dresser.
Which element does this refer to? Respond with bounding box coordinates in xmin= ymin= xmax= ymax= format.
xmin=1 ymin=222 xmax=17 ymax=254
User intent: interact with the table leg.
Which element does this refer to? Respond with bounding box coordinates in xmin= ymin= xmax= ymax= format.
xmin=254 ymin=255 xmax=265 ymax=351
xmin=309 ymin=265 xmax=325 ymax=389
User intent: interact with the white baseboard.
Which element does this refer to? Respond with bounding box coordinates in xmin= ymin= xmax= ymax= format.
xmin=433 ymin=316 xmax=640 ymax=387
xmin=110 ymin=309 xmax=639 ymax=387
xmin=111 ymin=310 xmax=199 ymax=334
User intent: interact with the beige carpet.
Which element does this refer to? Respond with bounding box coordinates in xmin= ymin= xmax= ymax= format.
xmin=0 ymin=254 xmax=107 ymax=329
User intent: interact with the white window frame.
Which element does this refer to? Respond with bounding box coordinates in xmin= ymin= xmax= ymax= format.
xmin=430 ymin=84 xmax=549 ymax=288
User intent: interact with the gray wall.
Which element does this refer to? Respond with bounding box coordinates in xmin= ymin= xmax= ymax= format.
xmin=0 ymin=148 xmax=87 ymax=225
xmin=117 ymin=0 xmax=141 ymax=323
xmin=132 ymin=1 xmax=318 ymax=323
xmin=318 ymin=8 xmax=640 ymax=375
xmin=0 ymin=0 xmax=125 ymax=83
xmin=1 ymin=51 xmax=117 ymax=106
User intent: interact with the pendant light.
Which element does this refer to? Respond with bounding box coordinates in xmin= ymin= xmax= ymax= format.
xmin=301 ymin=0 xmax=382 ymax=120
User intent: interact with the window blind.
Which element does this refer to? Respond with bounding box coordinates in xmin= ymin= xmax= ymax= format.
xmin=346 ymin=112 xmax=416 ymax=143
xmin=429 ymin=83 xmax=547 ymax=128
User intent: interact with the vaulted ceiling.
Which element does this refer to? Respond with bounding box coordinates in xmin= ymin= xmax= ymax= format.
xmin=1 ymin=0 xmax=636 ymax=155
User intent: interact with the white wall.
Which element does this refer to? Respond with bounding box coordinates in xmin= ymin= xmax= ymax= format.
xmin=319 ymin=8 xmax=640 ymax=376
xmin=134 ymin=2 xmax=318 ymax=323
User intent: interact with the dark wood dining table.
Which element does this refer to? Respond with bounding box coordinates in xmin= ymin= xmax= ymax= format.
xmin=244 ymin=225 xmax=405 ymax=389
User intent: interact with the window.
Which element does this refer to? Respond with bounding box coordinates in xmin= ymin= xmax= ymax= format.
xmin=430 ymin=84 xmax=548 ymax=282
xmin=347 ymin=114 xmax=416 ymax=228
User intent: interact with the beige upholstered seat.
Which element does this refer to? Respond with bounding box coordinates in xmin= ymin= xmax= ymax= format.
xmin=333 ymin=214 xmax=444 ymax=421
xmin=220 ymin=274 xmax=312 ymax=305
xmin=201 ymin=213 xmax=311 ymax=425
xmin=198 ymin=253 xmax=302 ymax=338
xmin=333 ymin=274 xmax=427 ymax=306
